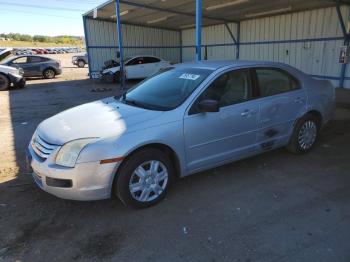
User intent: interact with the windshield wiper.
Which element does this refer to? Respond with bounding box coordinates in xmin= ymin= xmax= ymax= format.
xmin=113 ymin=91 xmax=127 ymax=100
xmin=122 ymin=97 xmax=148 ymax=109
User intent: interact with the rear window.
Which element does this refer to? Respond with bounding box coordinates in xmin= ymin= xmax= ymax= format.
xmin=144 ymin=57 xmax=161 ymax=63
xmin=29 ymin=56 xmax=44 ymax=63
xmin=255 ymin=68 xmax=299 ymax=97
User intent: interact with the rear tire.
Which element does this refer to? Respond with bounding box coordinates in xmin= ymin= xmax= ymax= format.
xmin=77 ymin=60 xmax=85 ymax=68
xmin=114 ymin=149 xmax=174 ymax=209
xmin=0 ymin=74 xmax=10 ymax=91
xmin=287 ymin=114 xmax=320 ymax=154
xmin=43 ymin=68 xmax=56 ymax=79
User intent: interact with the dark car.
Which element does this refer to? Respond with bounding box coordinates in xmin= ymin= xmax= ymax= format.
xmin=1 ymin=55 xmax=62 ymax=79
xmin=72 ymin=53 xmax=88 ymax=68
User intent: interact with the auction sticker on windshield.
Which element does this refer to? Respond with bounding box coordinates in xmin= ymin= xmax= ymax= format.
xmin=179 ymin=73 xmax=200 ymax=80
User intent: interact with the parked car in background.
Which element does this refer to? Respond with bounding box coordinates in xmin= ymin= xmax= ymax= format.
xmin=27 ymin=60 xmax=334 ymax=208
xmin=72 ymin=53 xmax=88 ymax=68
xmin=46 ymin=48 xmax=58 ymax=54
xmin=2 ymin=55 xmax=62 ymax=79
xmin=32 ymin=48 xmax=45 ymax=54
xmin=15 ymin=48 xmax=29 ymax=55
xmin=101 ymin=55 xmax=171 ymax=81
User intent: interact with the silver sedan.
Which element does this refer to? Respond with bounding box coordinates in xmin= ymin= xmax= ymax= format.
xmin=27 ymin=60 xmax=334 ymax=208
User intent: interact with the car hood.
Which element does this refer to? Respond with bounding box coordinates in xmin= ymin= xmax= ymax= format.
xmin=0 ymin=64 xmax=17 ymax=74
xmin=102 ymin=66 xmax=120 ymax=74
xmin=37 ymin=97 xmax=164 ymax=145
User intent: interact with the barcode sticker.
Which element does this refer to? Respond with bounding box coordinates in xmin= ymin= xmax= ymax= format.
xmin=179 ymin=73 xmax=200 ymax=80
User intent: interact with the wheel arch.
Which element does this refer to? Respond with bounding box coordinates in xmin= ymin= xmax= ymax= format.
xmin=117 ymin=143 xmax=181 ymax=178
xmin=43 ymin=66 xmax=57 ymax=74
xmin=305 ymin=109 xmax=323 ymax=127
xmin=0 ymin=72 xmax=10 ymax=80
xmin=0 ymin=72 xmax=11 ymax=88
xmin=111 ymin=142 xmax=182 ymax=197
xmin=294 ymin=109 xmax=323 ymax=128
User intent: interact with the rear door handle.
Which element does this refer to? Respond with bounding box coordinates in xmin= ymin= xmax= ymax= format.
xmin=294 ymin=97 xmax=304 ymax=104
xmin=241 ymin=109 xmax=256 ymax=117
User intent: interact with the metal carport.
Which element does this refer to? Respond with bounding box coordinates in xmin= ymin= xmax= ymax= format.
xmin=83 ymin=0 xmax=350 ymax=88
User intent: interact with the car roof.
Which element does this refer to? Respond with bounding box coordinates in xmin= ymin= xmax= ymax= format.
xmin=8 ymin=55 xmax=56 ymax=62
xmin=126 ymin=55 xmax=162 ymax=61
xmin=11 ymin=55 xmax=50 ymax=59
xmin=175 ymin=60 xmax=293 ymax=71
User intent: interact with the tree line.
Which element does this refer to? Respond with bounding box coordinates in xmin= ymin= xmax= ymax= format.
xmin=0 ymin=33 xmax=83 ymax=45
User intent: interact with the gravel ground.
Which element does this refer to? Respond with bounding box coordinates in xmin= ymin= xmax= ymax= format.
xmin=0 ymin=55 xmax=350 ymax=262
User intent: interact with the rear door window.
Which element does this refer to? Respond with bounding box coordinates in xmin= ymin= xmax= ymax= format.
xmin=255 ymin=68 xmax=299 ymax=97
xmin=28 ymin=56 xmax=44 ymax=63
xmin=143 ymin=57 xmax=160 ymax=64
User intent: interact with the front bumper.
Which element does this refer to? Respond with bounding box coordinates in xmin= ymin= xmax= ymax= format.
xmin=8 ymin=73 xmax=26 ymax=88
xmin=26 ymin=144 xmax=119 ymax=201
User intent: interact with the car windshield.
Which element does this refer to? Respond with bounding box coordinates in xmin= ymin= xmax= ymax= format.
xmin=0 ymin=56 xmax=14 ymax=64
xmin=0 ymin=50 xmax=14 ymax=63
xmin=121 ymin=67 xmax=213 ymax=111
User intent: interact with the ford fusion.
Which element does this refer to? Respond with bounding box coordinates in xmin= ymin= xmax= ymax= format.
xmin=27 ymin=61 xmax=334 ymax=208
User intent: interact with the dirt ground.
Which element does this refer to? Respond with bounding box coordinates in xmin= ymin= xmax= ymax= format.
xmin=0 ymin=54 xmax=350 ymax=262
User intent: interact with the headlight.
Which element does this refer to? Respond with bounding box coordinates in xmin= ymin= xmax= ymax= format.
xmin=56 ymin=138 xmax=97 ymax=167
xmin=18 ymin=68 xmax=24 ymax=76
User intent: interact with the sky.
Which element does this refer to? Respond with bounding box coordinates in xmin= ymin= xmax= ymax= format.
xmin=0 ymin=0 xmax=106 ymax=36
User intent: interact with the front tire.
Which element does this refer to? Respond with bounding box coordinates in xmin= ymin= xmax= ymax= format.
xmin=0 ymin=74 xmax=10 ymax=91
xmin=287 ymin=114 xmax=320 ymax=154
xmin=77 ymin=60 xmax=85 ymax=68
xmin=113 ymin=71 xmax=120 ymax=83
xmin=114 ymin=149 xmax=174 ymax=209
xmin=43 ymin=68 xmax=56 ymax=79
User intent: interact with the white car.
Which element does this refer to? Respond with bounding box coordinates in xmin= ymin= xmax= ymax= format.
xmin=0 ymin=65 xmax=25 ymax=90
xmin=101 ymin=55 xmax=171 ymax=81
xmin=0 ymin=48 xmax=26 ymax=90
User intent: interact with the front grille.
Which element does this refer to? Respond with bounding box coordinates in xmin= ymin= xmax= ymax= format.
xmin=31 ymin=134 xmax=58 ymax=160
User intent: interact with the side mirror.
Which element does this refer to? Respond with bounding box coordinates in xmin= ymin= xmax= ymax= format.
xmin=198 ymin=99 xmax=219 ymax=113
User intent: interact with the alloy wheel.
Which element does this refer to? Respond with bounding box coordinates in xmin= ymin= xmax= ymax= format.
xmin=129 ymin=160 xmax=168 ymax=202
xmin=45 ymin=69 xmax=55 ymax=78
xmin=298 ymin=120 xmax=317 ymax=150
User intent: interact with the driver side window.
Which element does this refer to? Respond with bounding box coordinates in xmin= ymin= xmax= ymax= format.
xmin=189 ymin=69 xmax=252 ymax=115
xmin=126 ymin=57 xmax=144 ymax=66
xmin=12 ymin=57 xmax=28 ymax=64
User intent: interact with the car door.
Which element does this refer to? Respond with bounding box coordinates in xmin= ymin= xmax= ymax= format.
xmin=143 ymin=56 xmax=162 ymax=76
xmin=8 ymin=56 xmax=30 ymax=76
xmin=125 ymin=57 xmax=146 ymax=79
xmin=184 ymin=68 xmax=259 ymax=173
xmin=26 ymin=56 xmax=44 ymax=76
xmin=253 ymin=67 xmax=307 ymax=150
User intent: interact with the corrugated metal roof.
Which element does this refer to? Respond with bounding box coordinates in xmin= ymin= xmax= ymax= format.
xmin=83 ymin=0 xmax=350 ymax=30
